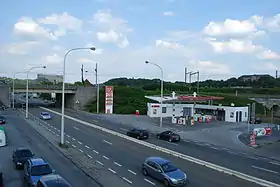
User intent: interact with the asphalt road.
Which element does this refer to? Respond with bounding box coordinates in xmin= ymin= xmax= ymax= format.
xmin=28 ymin=107 xmax=269 ymax=187
xmin=0 ymin=110 xmax=100 ymax=187
xmin=33 ymin=107 xmax=280 ymax=184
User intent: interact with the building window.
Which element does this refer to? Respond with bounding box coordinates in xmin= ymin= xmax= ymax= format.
xmin=153 ymin=109 xmax=157 ymax=115
xmin=245 ymin=112 xmax=247 ymax=117
xmin=162 ymin=107 xmax=167 ymax=113
xmin=230 ymin=112 xmax=234 ymax=118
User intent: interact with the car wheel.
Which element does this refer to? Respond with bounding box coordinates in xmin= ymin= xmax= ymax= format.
xmin=164 ymin=179 xmax=170 ymax=187
xmin=142 ymin=168 xmax=148 ymax=176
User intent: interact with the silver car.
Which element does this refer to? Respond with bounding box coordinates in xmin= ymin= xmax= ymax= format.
xmin=142 ymin=157 xmax=189 ymax=186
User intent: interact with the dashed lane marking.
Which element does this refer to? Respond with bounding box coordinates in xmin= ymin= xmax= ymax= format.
xmin=74 ymin=126 xmax=79 ymax=130
xmin=72 ymin=144 xmax=76 ymax=148
xmin=93 ymin=150 xmax=99 ymax=154
xmin=122 ymin=177 xmax=132 ymax=184
xmin=66 ymin=135 xmax=70 ymax=138
xmin=66 ymin=141 xmax=70 ymax=144
xmin=103 ymin=140 xmax=113 ymax=145
xmin=144 ymin=178 xmax=156 ymax=186
xmin=128 ymin=169 xmax=136 ymax=175
xmin=78 ymin=141 xmax=82 ymax=145
xmin=86 ymin=154 xmax=92 ymax=159
xmin=96 ymin=160 xmax=104 ymax=166
xmin=270 ymin=161 xmax=280 ymax=166
xmin=103 ymin=155 xmax=109 ymax=160
xmin=79 ymin=149 xmax=84 ymax=153
xmin=72 ymin=138 xmax=76 ymax=141
xmin=108 ymin=168 xmax=117 ymax=174
xmin=85 ymin=145 xmax=90 ymax=149
xmin=252 ymin=165 xmax=279 ymax=174
xmin=114 ymin=162 xmax=122 ymax=167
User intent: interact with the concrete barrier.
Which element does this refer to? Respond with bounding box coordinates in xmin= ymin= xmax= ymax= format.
xmin=40 ymin=107 xmax=279 ymax=187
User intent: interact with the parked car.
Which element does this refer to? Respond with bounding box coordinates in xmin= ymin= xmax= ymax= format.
xmin=24 ymin=158 xmax=55 ymax=187
xmin=12 ymin=147 xmax=34 ymax=169
xmin=0 ymin=116 xmax=6 ymax=125
xmin=36 ymin=174 xmax=72 ymax=187
xmin=156 ymin=131 xmax=181 ymax=142
xmin=40 ymin=112 xmax=51 ymax=120
xmin=142 ymin=157 xmax=189 ymax=186
xmin=126 ymin=128 xmax=149 ymax=140
xmin=250 ymin=117 xmax=262 ymax=124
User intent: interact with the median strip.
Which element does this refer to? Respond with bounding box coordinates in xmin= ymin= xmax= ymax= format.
xmin=40 ymin=107 xmax=280 ymax=187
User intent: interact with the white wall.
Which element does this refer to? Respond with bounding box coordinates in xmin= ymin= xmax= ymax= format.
xmin=147 ymin=103 xmax=249 ymax=123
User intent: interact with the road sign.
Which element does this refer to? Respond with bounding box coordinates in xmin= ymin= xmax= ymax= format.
xmin=105 ymin=86 xmax=114 ymax=114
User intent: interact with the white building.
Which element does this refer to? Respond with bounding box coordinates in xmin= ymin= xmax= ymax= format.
xmin=146 ymin=95 xmax=249 ymax=123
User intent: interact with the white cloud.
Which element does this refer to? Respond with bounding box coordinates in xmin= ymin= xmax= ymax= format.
xmin=77 ymin=58 xmax=94 ymax=63
xmin=163 ymin=11 xmax=174 ymax=16
xmin=155 ymin=40 xmax=183 ymax=49
xmin=6 ymin=41 xmax=39 ymax=55
xmin=42 ymin=54 xmax=62 ymax=65
xmin=190 ymin=60 xmax=231 ymax=75
xmin=37 ymin=12 xmax=83 ymax=36
xmin=258 ymin=50 xmax=280 ymax=60
xmin=14 ymin=17 xmax=56 ymax=40
xmin=93 ymin=10 xmax=132 ymax=48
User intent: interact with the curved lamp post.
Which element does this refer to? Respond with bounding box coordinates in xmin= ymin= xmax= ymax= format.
xmin=145 ymin=61 xmax=164 ymax=128
xmin=61 ymin=47 xmax=96 ymax=145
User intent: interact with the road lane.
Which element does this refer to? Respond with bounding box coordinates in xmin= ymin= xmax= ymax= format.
xmin=29 ymin=108 xmax=263 ymax=187
xmin=1 ymin=111 xmax=100 ymax=187
xmin=33 ymin=107 xmax=280 ymax=184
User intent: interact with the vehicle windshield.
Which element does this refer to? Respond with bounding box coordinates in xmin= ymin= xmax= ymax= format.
xmin=41 ymin=113 xmax=49 ymax=116
xmin=161 ymin=162 xmax=177 ymax=173
xmin=15 ymin=150 xmax=32 ymax=157
xmin=31 ymin=164 xmax=52 ymax=176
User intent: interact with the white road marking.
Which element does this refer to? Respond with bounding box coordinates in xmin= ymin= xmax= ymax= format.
xmin=66 ymin=141 xmax=70 ymax=144
xmin=120 ymin=128 xmax=128 ymax=131
xmin=72 ymin=138 xmax=76 ymax=141
xmin=122 ymin=177 xmax=132 ymax=184
xmin=79 ymin=149 xmax=84 ymax=153
xmin=74 ymin=126 xmax=79 ymax=130
xmin=103 ymin=155 xmax=109 ymax=160
xmin=78 ymin=141 xmax=82 ymax=145
xmin=103 ymin=140 xmax=113 ymax=145
xmin=144 ymin=178 xmax=155 ymax=185
xmin=252 ymin=165 xmax=279 ymax=174
xmin=108 ymin=168 xmax=117 ymax=174
xmin=93 ymin=150 xmax=99 ymax=154
xmin=227 ymin=150 xmax=238 ymax=155
xmin=86 ymin=154 xmax=92 ymax=159
xmin=114 ymin=162 xmax=122 ymax=167
xmin=128 ymin=169 xmax=136 ymax=175
xmin=209 ymin=146 xmax=220 ymax=150
xmin=96 ymin=160 xmax=104 ymax=166
xmin=166 ymin=142 xmax=178 ymax=146
xmin=66 ymin=135 xmax=70 ymax=138
xmin=72 ymin=144 xmax=76 ymax=148
xmin=248 ymin=156 xmax=258 ymax=160
xmin=270 ymin=161 xmax=280 ymax=166
xmin=85 ymin=145 xmax=90 ymax=149
xmin=48 ymin=129 xmax=51 ymax=132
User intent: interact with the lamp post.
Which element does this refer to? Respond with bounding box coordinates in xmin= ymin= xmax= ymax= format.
xmin=85 ymin=62 xmax=99 ymax=114
xmin=247 ymin=103 xmax=251 ymax=134
xmin=145 ymin=61 xmax=164 ymax=128
xmin=13 ymin=71 xmax=26 ymax=109
xmin=26 ymin=66 xmax=46 ymax=118
xmin=61 ymin=47 xmax=96 ymax=145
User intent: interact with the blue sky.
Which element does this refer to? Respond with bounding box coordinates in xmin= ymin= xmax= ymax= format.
xmin=0 ymin=0 xmax=280 ymax=83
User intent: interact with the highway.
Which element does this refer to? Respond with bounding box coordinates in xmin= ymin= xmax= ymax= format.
xmin=28 ymin=107 xmax=275 ymax=187
xmin=1 ymin=110 xmax=100 ymax=187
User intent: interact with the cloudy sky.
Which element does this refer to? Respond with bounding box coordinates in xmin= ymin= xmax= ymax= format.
xmin=0 ymin=0 xmax=280 ymax=83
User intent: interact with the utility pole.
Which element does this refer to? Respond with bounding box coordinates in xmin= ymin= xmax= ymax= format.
xmin=190 ymin=71 xmax=200 ymax=95
xmin=81 ymin=64 xmax=84 ymax=85
xmin=95 ymin=63 xmax=99 ymax=114
xmin=276 ymin=69 xmax=278 ymax=79
xmin=184 ymin=67 xmax=187 ymax=84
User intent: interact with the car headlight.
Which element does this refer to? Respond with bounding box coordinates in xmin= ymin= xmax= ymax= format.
xmin=170 ymin=178 xmax=177 ymax=183
xmin=17 ymin=162 xmax=22 ymax=165
xmin=184 ymin=173 xmax=187 ymax=179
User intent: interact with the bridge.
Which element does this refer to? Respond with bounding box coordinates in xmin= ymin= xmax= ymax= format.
xmin=13 ymin=84 xmax=78 ymax=94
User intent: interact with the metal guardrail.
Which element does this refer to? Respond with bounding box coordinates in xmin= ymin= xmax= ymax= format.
xmin=13 ymin=84 xmax=77 ymax=90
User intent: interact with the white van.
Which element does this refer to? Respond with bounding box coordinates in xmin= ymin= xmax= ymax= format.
xmin=0 ymin=127 xmax=6 ymax=147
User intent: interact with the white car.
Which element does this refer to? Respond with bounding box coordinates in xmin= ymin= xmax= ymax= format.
xmin=40 ymin=112 xmax=51 ymax=120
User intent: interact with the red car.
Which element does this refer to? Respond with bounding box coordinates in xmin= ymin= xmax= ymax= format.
xmin=0 ymin=116 xmax=5 ymax=125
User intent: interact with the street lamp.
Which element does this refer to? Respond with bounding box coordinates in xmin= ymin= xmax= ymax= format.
xmin=145 ymin=60 xmax=164 ymax=128
xmin=26 ymin=65 xmax=46 ymax=118
xmin=13 ymin=71 xmax=27 ymax=109
xmin=61 ymin=47 xmax=96 ymax=145
xmin=85 ymin=62 xmax=99 ymax=114
xmin=247 ymin=103 xmax=251 ymax=134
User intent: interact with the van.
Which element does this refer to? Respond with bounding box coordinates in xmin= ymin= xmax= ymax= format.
xmin=0 ymin=126 xmax=6 ymax=147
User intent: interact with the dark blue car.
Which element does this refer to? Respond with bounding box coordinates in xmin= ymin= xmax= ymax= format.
xmin=24 ymin=158 xmax=55 ymax=187
xmin=142 ymin=157 xmax=189 ymax=186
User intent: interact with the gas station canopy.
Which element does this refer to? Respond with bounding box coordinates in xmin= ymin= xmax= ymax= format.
xmin=145 ymin=95 xmax=224 ymax=103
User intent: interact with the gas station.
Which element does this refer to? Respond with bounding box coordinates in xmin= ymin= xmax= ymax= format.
xmin=145 ymin=92 xmax=249 ymax=124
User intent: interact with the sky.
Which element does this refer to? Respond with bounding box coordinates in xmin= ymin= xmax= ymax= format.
xmin=0 ymin=0 xmax=280 ymax=83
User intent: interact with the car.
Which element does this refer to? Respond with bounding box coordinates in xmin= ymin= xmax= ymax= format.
xmin=156 ymin=131 xmax=181 ymax=142
xmin=24 ymin=158 xmax=55 ymax=187
xmin=36 ymin=174 xmax=72 ymax=187
xmin=126 ymin=128 xmax=149 ymax=139
xmin=40 ymin=112 xmax=51 ymax=120
xmin=0 ymin=116 xmax=6 ymax=125
xmin=12 ymin=147 xmax=34 ymax=169
xmin=250 ymin=117 xmax=262 ymax=124
xmin=142 ymin=157 xmax=189 ymax=186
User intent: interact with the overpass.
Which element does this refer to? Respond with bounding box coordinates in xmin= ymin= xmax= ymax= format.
xmin=1 ymin=83 xmax=97 ymax=109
